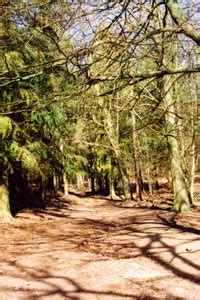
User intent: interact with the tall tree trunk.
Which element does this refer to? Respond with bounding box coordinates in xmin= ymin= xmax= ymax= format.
xmin=103 ymin=106 xmax=132 ymax=201
xmin=163 ymin=75 xmax=192 ymax=212
xmin=190 ymin=47 xmax=200 ymax=202
xmin=90 ymin=174 xmax=95 ymax=193
xmin=190 ymin=142 xmax=195 ymax=203
xmin=108 ymin=158 xmax=118 ymax=199
xmin=95 ymin=82 xmax=132 ymax=201
xmin=63 ymin=173 xmax=69 ymax=196
xmin=158 ymin=4 xmax=192 ymax=212
xmin=0 ymin=169 xmax=12 ymax=220
xmin=131 ymin=109 xmax=143 ymax=200
xmin=53 ymin=173 xmax=59 ymax=191
xmin=77 ymin=172 xmax=84 ymax=190
xmin=109 ymin=175 xmax=116 ymax=199
xmin=60 ymin=142 xmax=69 ymax=196
xmin=146 ymin=166 xmax=153 ymax=196
xmin=189 ymin=73 xmax=197 ymax=203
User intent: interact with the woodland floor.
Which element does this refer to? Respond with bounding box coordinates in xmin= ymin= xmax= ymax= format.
xmin=0 ymin=187 xmax=200 ymax=300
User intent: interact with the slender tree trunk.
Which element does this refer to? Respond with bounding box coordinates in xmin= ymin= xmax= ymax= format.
xmin=53 ymin=173 xmax=59 ymax=191
xmin=97 ymin=177 xmax=103 ymax=192
xmin=108 ymin=158 xmax=118 ymax=199
xmin=90 ymin=175 xmax=95 ymax=193
xmin=189 ymin=76 xmax=196 ymax=204
xmin=146 ymin=141 xmax=153 ymax=195
xmin=77 ymin=173 xmax=81 ymax=190
xmin=131 ymin=109 xmax=143 ymax=200
xmin=163 ymin=75 xmax=192 ymax=212
xmin=190 ymin=142 xmax=195 ymax=202
xmin=103 ymin=106 xmax=132 ymax=200
xmin=104 ymin=174 xmax=109 ymax=194
xmin=190 ymin=47 xmax=199 ymax=202
xmin=94 ymin=81 xmax=132 ymax=200
xmin=109 ymin=176 xmax=116 ymax=199
xmin=146 ymin=167 xmax=153 ymax=195
xmin=77 ymin=172 xmax=84 ymax=190
xmin=63 ymin=173 xmax=69 ymax=196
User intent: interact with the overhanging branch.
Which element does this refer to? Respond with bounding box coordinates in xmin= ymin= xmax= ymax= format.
xmin=166 ymin=0 xmax=200 ymax=45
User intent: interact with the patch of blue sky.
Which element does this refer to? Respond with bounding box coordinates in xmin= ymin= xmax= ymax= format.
xmin=67 ymin=1 xmax=125 ymax=49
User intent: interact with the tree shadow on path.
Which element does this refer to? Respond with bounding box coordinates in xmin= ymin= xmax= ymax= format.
xmin=0 ymin=192 xmax=200 ymax=299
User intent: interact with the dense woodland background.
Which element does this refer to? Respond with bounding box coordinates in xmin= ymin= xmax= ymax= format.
xmin=0 ymin=0 xmax=200 ymax=220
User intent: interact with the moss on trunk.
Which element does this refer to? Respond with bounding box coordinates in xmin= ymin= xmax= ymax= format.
xmin=0 ymin=172 xmax=12 ymax=221
xmin=163 ymin=74 xmax=192 ymax=213
xmin=169 ymin=136 xmax=191 ymax=213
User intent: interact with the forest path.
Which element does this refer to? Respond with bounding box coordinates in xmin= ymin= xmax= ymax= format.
xmin=0 ymin=191 xmax=200 ymax=300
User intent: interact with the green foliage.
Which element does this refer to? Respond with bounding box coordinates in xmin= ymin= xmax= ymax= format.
xmin=0 ymin=117 xmax=13 ymax=139
xmin=5 ymin=51 xmax=25 ymax=68
xmin=21 ymin=147 xmax=40 ymax=175
xmin=23 ymin=45 xmax=39 ymax=63
xmin=0 ymin=2 xmax=76 ymax=207
xmin=8 ymin=141 xmax=22 ymax=161
xmin=7 ymin=142 xmax=39 ymax=174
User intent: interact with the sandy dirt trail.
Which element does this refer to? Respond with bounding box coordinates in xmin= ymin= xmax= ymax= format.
xmin=0 ymin=192 xmax=200 ymax=300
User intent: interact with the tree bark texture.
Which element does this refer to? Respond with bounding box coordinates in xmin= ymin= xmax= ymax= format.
xmin=166 ymin=0 xmax=200 ymax=45
xmin=163 ymin=74 xmax=192 ymax=212
xmin=0 ymin=169 xmax=12 ymax=220
xmin=103 ymin=106 xmax=133 ymax=200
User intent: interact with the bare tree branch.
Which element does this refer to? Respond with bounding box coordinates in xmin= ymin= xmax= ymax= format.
xmin=166 ymin=0 xmax=200 ymax=45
